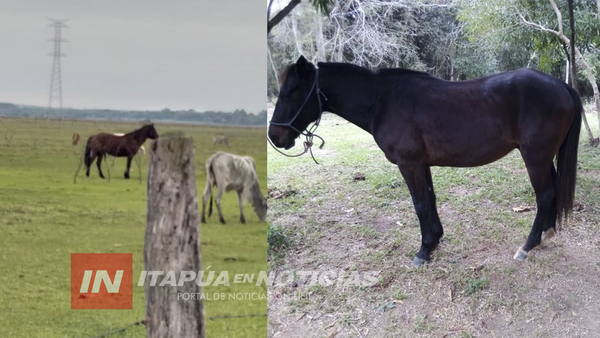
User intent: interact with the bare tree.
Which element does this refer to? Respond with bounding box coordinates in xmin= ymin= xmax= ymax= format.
xmin=327 ymin=1 xmax=420 ymax=67
xmin=268 ymin=0 xmax=334 ymax=35
xmin=270 ymin=1 xmax=430 ymax=67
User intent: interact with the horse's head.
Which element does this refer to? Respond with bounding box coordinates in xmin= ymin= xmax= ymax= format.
xmin=145 ymin=124 xmax=159 ymax=139
xmin=269 ymin=56 xmax=322 ymax=150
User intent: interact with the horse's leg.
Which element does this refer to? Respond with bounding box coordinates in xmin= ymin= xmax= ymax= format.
xmin=514 ymin=162 xmax=556 ymax=261
xmin=201 ymin=184 xmax=212 ymax=223
xmin=125 ymin=156 xmax=132 ymax=179
xmin=97 ymin=154 xmax=105 ymax=179
xmin=236 ymin=189 xmax=246 ymax=224
xmin=216 ymin=186 xmax=226 ymax=224
xmin=398 ymin=163 xmax=444 ymax=267
xmin=86 ymin=153 xmax=96 ymax=177
xmin=541 ymin=166 xmax=558 ymax=246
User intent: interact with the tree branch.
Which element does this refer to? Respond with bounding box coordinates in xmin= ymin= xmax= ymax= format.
xmin=268 ymin=0 xmax=301 ymax=35
xmin=267 ymin=0 xmax=275 ymax=24
xmin=597 ymin=0 xmax=600 ymax=28
xmin=518 ymin=12 xmax=562 ymax=38
xmin=548 ymin=0 xmax=563 ymax=35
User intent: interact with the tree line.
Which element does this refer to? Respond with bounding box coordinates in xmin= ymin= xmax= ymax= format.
xmin=0 ymin=102 xmax=267 ymax=126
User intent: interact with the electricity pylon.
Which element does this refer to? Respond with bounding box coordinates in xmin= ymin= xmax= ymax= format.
xmin=47 ymin=18 xmax=68 ymax=117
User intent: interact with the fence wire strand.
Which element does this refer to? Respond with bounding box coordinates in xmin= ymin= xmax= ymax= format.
xmin=81 ymin=320 xmax=145 ymax=338
xmin=82 ymin=313 xmax=268 ymax=338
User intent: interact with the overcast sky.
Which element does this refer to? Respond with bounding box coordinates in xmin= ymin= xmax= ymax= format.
xmin=0 ymin=0 xmax=265 ymax=113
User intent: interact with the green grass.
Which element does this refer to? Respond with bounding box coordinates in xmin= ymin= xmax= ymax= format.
xmin=464 ymin=276 xmax=490 ymax=296
xmin=0 ymin=117 xmax=266 ymax=338
xmin=267 ymin=224 xmax=290 ymax=256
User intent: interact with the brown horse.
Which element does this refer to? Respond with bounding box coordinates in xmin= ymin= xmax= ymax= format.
xmin=269 ymin=56 xmax=582 ymax=267
xmin=85 ymin=124 xmax=159 ymax=179
xmin=72 ymin=132 xmax=80 ymax=145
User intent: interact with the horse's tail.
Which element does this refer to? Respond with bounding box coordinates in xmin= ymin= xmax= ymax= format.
xmin=244 ymin=158 xmax=266 ymax=222
xmin=556 ymin=84 xmax=582 ymax=225
xmin=84 ymin=137 xmax=93 ymax=168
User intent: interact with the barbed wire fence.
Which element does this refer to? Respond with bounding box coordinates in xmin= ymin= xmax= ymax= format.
xmin=75 ymin=133 xmax=265 ymax=338
xmin=72 ymin=143 xmax=85 ymax=183
xmin=135 ymin=152 xmax=142 ymax=184
xmin=72 ymin=136 xmax=145 ymax=184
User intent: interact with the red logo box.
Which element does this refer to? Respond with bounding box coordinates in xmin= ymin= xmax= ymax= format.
xmin=71 ymin=253 xmax=132 ymax=309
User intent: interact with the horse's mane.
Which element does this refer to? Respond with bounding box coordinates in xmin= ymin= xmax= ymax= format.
xmin=278 ymin=65 xmax=292 ymax=88
xmin=320 ymin=62 xmax=374 ymax=77
xmin=280 ymin=60 xmax=433 ymax=87
xmin=124 ymin=124 xmax=153 ymax=137
xmin=320 ymin=62 xmax=432 ymax=79
xmin=377 ymin=67 xmax=431 ymax=77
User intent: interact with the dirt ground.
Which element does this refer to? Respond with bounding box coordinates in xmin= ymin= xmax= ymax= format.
xmin=267 ymin=112 xmax=600 ymax=338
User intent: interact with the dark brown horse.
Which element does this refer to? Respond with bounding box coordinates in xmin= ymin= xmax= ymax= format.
xmin=269 ymin=56 xmax=582 ymax=267
xmin=85 ymin=124 xmax=159 ymax=179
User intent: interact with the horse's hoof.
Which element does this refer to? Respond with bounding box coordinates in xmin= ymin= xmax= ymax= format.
xmin=513 ymin=246 xmax=529 ymax=261
xmin=541 ymin=228 xmax=555 ymax=244
xmin=240 ymin=217 xmax=246 ymax=224
xmin=201 ymin=217 xmax=206 ymax=224
xmin=411 ymin=256 xmax=428 ymax=268
xmin=219 ymin=218 xmax=226 ymax=224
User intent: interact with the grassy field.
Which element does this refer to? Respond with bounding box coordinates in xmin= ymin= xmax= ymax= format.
xmin=267 ymin=107 xmax=600 ymax=338
xmin=0 ymin=117 xmax=267 ymax=338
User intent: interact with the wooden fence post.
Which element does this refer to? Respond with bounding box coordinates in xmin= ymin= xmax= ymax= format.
xmin=145 ymin=137 xmax=205 ymax=338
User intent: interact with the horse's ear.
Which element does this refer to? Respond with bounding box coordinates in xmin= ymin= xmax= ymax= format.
xmin=297 ymin=55 xmax=308 ymax=66
xmin=295 ymin=55 xmax=314 ymax=80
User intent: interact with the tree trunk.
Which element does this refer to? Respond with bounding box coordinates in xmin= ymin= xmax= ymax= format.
xmin=267 ymin=45 xmax=280 ymax=97
xmin=145 ymin=137 xmax=205 ymax=338
xmin=268 ymin=0 xmax=301 ymax=35
xmin=568 ymin=0 xmax=596 ymax=145
xmin=597 ymin=0 xmax=600 ymax=28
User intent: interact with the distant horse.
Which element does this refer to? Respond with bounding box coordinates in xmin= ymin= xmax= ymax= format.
xmin=84 ymin=124 xmax=159 ymax=179
xmin=72 ymin=132 xmax=80 ymax=145
xmin=201 ymin=152 xmax=266 ymax=224
xmin=114 ymin=133 xmax=146 ymax=155
xmin=212 ymin=135 xmax=229 ymax=147
xmin=269 ymin=56 xmax=582 ymax=267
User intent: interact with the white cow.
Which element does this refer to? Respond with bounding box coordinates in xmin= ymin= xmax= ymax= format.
xmin=212 ymin=135 xmax=229 ymax=147
xmin=201 ymin=152 xmax=266 ymax=224
xmin=113 ymin=133 xmax=146 ymax=154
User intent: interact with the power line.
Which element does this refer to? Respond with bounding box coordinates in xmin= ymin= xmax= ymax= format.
xmin=47 ymin=18 xmax=68 ymax=118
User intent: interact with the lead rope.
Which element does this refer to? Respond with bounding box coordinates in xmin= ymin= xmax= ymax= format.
xmin=303 ymin=111 xmax=325 ymax=164
xmin=268 ymin=68 xmax=326 ymax=164
xmin=267 ymin=124 xmax=325 ymax=164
